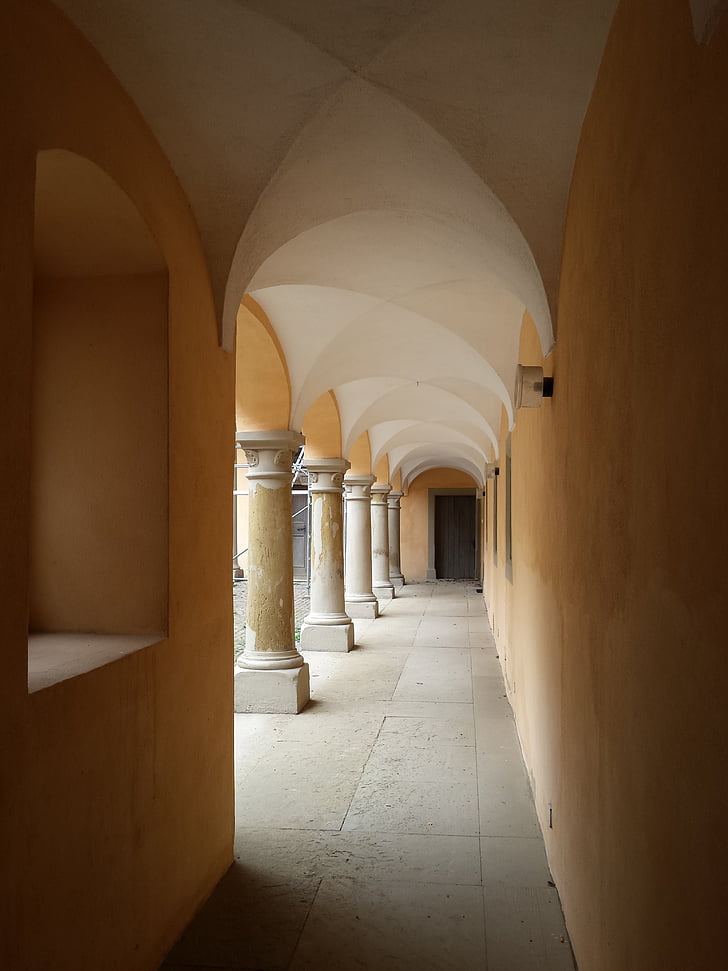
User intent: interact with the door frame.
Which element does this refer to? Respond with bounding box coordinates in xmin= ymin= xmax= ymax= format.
xmin=426 ymin=488 xmax=477 ymax=579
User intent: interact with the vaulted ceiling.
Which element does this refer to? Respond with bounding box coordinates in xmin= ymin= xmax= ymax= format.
xmin=56 ymin=0 xmax=619 ymax=485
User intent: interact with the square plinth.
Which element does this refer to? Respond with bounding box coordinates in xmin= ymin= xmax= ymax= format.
xmin=300 ymin=622 xmax=354 ymax=652
xmin=374 ymin=585 xmax=395 ymax=600
xmin=391 ymin=576 xmax=405 ymax=588
xmin=234 ymin=664 xmax=310 ymax=714
xmin=346 ymin=600 xmax=379 ymax=619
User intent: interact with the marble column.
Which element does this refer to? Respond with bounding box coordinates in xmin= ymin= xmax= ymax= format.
xmin=233 ymin=430 xmax=310 ymax=714
xmin=300 ymin=458 xmax=354 ymax=652
xmin=388 ymin=490 xmax=405 ymax=587
xmin=371 ymin=483 xmax=394 ymax=600
xmin=343 ymin=474 xmax=379 ymax=619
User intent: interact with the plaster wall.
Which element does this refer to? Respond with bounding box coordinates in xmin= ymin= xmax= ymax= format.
xmin=0 ymin=2 xmax=234 ymax=968
xmin=302 ymin=390 xmax=342 ymax=458
xmin=374 ymin=454 xmax=390 ymax=485
xmin=235 ymin=295 xmax=290 ymax=430
xmin=401 ymin=468 xmax=477 ymax=579
xmin=487 ymin=3 xmax=728 ymax=967
xmin=30 ymin=273 xmax=168 ymax=633
xmin=347 ymin=431 xmax=372 ymax=474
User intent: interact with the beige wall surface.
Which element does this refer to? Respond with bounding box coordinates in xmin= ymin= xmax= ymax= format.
xmin=347 ymin=431 xmax=372 ymax=474
xmin=486 ymin=3 xmax=728 ymax=968
xmin=30 ymin=273 xmax=168 ymax=634
xmin=236 ymin=295 xmax=291 ymax=430
xmin=401 ymin=469 xmax=477 ymax=579
xmin=302 ymin=390 xmax=342 ymax=458
xmin=0 ymin=2 xmax=234 ymax=968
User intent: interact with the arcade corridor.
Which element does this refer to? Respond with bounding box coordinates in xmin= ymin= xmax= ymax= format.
xmin=4 ymin=3 xmax=728 ymax=969
xmin=162 ymin=583 xmax=573 ymax=971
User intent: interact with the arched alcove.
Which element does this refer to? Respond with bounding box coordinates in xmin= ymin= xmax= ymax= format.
xmin=28 ymin=149 xmax=168 ymax=689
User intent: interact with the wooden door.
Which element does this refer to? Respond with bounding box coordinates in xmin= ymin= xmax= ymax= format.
xmin=434 ymin=495 xmax=476 ymax=578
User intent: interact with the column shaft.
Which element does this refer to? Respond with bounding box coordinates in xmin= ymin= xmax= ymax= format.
xmin=388 ymin=490 xmax=405 ymax=587
xmin=301 ymin=458 xmax=354 ymax=652
xmin=344 ymin=474 xmax=378 ymax=619
xmin=371 ymin=484 xmax=394 ymax=599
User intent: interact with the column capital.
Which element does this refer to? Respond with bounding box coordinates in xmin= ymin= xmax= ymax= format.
xmin=235 ymin=430 xmax=304 ymax=483
xmin=343 ymin=474 xmax=376 ymax=499
xmin=387 ymin=490 xmax=403 ymax=508
xmin=371 ymin=483 xmax=392 ymax=504
xmin=304 ymin=456 xmax=350 ymax=493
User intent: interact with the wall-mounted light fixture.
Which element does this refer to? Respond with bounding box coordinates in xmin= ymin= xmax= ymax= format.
xmin=515 ymin=364 xmax=554 ymax=408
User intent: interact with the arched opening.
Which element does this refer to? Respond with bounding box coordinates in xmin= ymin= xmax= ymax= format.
xmin=28 ymin=149 xmax=168 ymax=690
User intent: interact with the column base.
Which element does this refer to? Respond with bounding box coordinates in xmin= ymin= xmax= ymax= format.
xmin=300 ymin=622 xmax=354 ymax=652
xmin=425 ymin=568 xmax=437 ymax=579
xmin=345 ymin=599 xmax=379 ymax=619
xmin=234 ymin=663 xmax=310 ymax=714
xmin=391 ymin=574 xmax=405 ymax=588
xmin=374 ymin=583 xmax=395 ymax=600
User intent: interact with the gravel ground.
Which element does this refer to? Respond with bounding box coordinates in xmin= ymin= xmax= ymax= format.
xmin=232 ymin=579 xmax=311 ymax=664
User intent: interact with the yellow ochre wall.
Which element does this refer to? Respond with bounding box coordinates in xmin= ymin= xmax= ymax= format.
xmin=401 ymin=469 xmax=477 ymax=579
xmin=347 ymin=431 xmax=372 ymax=474
xmin=1 ymin=2 xmax=234 ymax=969
xmin=485 ymin=3 xmax=728 ymax=968
xmin=30 ymin=274 xmax=168 ymax=634
xmin=302 ymin=390 xmax=342 ymax=458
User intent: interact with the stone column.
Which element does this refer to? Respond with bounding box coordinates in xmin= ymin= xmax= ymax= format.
xmin=233 ymin=430 xmax=310 ymax=714
xmin=388 ymin=490 xmax=405 ymax=587
xmin=343 ymin=474 xmax=379 ymax=619
xmin=300 ymin=458 xmax=354 ymax=652
xmin=371 ymin=484 xmax=394 ymax=600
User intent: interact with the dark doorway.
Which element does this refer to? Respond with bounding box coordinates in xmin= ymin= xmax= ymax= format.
xmin=434 ymin=494 xmax=476 ymax=578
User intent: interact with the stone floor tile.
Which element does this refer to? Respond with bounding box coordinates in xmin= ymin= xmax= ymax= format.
xmin=474 ymin=713 xmax=523 ymax=756
xmin=379 ymin=709 xmax=475 ymax=745
xmin=470 ymin=655 xmax=504 ymax=681
xmin=482 ymin=836 xmax=551 ymax=886
xmin=290 ymin=878 xmax=486 ymax=971
xmin=362 ymin=732 xmax=476 ymax=782
xmin=235 ymin=740 xmax=370 ymax=830
xmin=342 ymin=773 xmax=480 ymax=836
xmin=478 ymin=753 xmax=541 ymax=837
xmin=484 ymin=886 xmax=575 ymax=970
xmin=233 ymin=828 xmax=482 ymax=886
xmin=472 ymin=674 xmax=514 ymax=715
xmin=424 ymin=603 xmax=470 ymax=617
xmin=162 ymin=862 xmax=318 ymax=970
xmin=260 ymin=708 xmax=384 ymax=746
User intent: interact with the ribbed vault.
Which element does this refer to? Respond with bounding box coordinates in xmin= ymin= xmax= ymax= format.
xmin=56 ymin=0 xmax=619 ymax=480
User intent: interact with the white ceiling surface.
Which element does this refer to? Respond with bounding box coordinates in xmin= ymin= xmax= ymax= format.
xmin=57 ymin=0 xmax=617 ymax=480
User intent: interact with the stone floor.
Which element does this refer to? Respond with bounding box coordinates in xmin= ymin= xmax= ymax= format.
xmin=162 ymin=581 xmax=575 ymax=971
